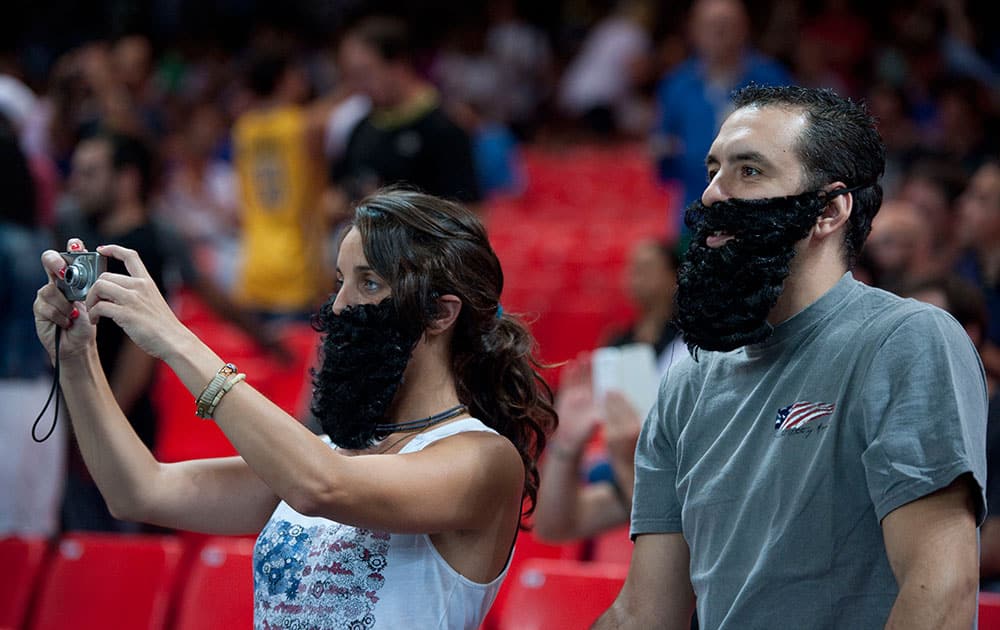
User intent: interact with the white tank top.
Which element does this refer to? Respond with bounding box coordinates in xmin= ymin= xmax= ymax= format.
xmin=253 ymin=418 xmax=512 ymax=629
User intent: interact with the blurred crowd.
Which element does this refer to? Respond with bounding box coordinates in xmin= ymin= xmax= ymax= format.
xmin=2 ymin=0 xmax=999 ymax=578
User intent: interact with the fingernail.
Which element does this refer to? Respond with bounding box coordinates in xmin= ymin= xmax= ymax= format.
xmin=69 ymin=242 xmax=82 ymax=251
xmin=58 ymin=267 xmax=66 ymax=279
xmin=70 ymin=308 xmax=79 ymax=320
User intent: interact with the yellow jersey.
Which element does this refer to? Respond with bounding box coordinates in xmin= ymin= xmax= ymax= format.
xmin=233 ymin=105 xmax=327 ymax=312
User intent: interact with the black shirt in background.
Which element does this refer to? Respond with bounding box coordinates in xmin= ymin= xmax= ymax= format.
xmin=331 ymin=105 xmax=481 ymax=204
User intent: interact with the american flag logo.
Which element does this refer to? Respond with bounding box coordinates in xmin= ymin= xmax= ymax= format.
xmin=774 ymin=401 xmax=836 ymax=431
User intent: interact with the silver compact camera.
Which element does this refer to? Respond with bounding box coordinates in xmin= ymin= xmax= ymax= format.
xmin=56 ymin=251 xmax=107 ymax=301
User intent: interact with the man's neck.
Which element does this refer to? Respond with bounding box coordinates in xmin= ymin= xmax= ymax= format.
xmin=767 ymin=256 xmax=847 ymax=325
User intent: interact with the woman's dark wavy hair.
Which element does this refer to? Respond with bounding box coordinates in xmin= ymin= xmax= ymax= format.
xmin=351 ymin=187 xmax=558 ymax=524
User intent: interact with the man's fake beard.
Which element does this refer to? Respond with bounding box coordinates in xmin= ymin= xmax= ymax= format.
xmin=674 ymin=189 xmax=838 ymax=355
xmin=310 ymin=298 xmax=424 ymax=449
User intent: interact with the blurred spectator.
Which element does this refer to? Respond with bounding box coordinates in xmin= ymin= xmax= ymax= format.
xmin=432 ymin=21 xmax=526 ymax=197
xmin=796 ymin=0 xmax=872 ymax=96
xmin=155 ymin=101 xmax=241 ymax=290
xmin=535 ymin=239 xmax=686 ymax=542
xmin=56 ymin=133 xmax=169 ymax=532
xmin=557 ymin=0 xmax=654 ymax=138
xmin=894 ymin=158 xmax=967 ymax=264
xmin=900 ymin=276 xmax=999 ymax=588
xmin=0 ymin=113 xmax=65 ymax=537
xmin=863 ymin=199 xmax=941 ymax=293
xmin=330 ymin=16 xmax=481 ymax=209
xmin=866 ymin=83 xmax=920 ymax=191
xmin=485 ymin=0 xmax=554 ymax=139
xmin=232 ymin=48 xmax=330 ymax=320
xmin=0 ymin=73 xmax=61 ymax=227
xmin=653 ymin=0 xmax=791 ymax=222
xmin=954 ymin=160 xmax=1000 ymax=382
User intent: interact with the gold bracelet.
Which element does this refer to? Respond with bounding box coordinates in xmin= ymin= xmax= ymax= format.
xmin=195 ymin=363 xmax=238 ymax=419
xmin=204 ymin=373 xmax=246 ymax=419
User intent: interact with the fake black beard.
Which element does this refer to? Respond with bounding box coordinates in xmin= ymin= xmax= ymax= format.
xmin=310 ymin=298 xmax=424 ymax=449
xmin=674 ymin=189 xmax=835 ymax=355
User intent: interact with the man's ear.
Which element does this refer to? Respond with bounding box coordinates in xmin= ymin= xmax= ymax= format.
xmin=426 ymin=294 xmax=462 ymax=336
xmin=814 ymin=181 xmax=852 ymax=241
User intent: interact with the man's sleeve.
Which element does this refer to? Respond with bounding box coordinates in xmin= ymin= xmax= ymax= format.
xmin=860 ymin=306 xmax=988 ymax=524
xmin=630 ymin=370 xmax=686 ymax=538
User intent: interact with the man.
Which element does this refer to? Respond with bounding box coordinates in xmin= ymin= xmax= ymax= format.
xmin=330 ymin=16 xmax=481 ymax=208
xmin=955 ymin=161 xmax=1000 ymax=384
xmin=232 ymin=49 xmax=331 ymax=320
xmin=654 ymin=0 xmax=790 ymax=229
xmin=863 ymin=199 xmax=940 ymax=293
xmin=57 ymin=133 xmax=170 ymax=531
xmin=595 ymin=86 xmax=986 ymax=629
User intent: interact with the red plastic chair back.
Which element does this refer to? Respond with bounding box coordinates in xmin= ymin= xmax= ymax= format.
xmin=28 ymin=534 xmax=183 ymax=630
xmin=480 ymin=532 xmax=583 ymax=630
xmin=172 ymin=537 xmax=255 ymax=630
xmin=496 ymin=558 xmax=627 ymax=630
xmin=980 ymin=592 xmax=1000 ymax=630
xmin=590 ymin=524 xmax=633 ymax=565
xmin=0 ymin=537 xmax=49 ymax=629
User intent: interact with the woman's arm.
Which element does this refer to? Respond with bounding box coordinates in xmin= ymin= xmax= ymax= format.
xmin=84 ymin=244 xmax=526 ymax=534
xmin=34 ymin=249 xmax=279 ymax=534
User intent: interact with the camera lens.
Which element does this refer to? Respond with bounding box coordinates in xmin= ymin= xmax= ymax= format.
xmin=64 ymin=263 xmax=88 ymax=290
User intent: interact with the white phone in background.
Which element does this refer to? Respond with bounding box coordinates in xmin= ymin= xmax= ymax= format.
xmin=591 ymin=343 xmax=659 ymax=419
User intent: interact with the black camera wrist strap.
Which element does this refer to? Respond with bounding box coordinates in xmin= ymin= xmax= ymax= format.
xmin=32 ymin=327 xmax=62 ymax=443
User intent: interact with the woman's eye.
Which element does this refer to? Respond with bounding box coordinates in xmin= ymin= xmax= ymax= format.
xmin=363 ymin=279 xmax=381 ymax=293
xmin=706 ymin=170 xmax=718 ymax=183
xmin=742 ymin=166 xmax=761 ymax=177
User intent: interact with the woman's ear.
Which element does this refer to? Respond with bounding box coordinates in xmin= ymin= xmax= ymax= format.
xmin=426 ymin=294 xmax=462 ymax=336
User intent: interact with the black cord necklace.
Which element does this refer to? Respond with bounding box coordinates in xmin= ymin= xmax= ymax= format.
xmin=374 ymin=404 xmax=468 ymax=437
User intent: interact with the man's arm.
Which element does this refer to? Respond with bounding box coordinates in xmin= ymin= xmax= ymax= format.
xmin=592 ymin=533 xmax=694 ymax=629
xmin=109 ymin=338 xmax=158 ymax=415
xmin=882 ymin=475 xmax=979 ymax=630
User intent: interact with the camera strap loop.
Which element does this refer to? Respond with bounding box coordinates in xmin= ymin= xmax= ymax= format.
xmin=32 ymin=327 xmax=62 ymax=443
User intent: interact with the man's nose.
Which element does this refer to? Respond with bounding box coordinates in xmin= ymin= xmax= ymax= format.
xmin=701 ymin=176 xmax=728 ymax=207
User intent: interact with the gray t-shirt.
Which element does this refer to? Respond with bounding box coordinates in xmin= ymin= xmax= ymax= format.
xmin=632 ymin=273 xmax=988 ymax=629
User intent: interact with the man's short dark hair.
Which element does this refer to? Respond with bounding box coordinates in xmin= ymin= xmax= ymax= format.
xmin=732 ymin=85 xmax=886 ymax=267
xmin=246 ymin=49 xmax=291 ymax=98
xmin=347 ymin=16 xmax=415 ymax=64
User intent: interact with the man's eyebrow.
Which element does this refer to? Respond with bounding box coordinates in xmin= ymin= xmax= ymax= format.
xmin=731 ymin=151 xmax=775 ymax=168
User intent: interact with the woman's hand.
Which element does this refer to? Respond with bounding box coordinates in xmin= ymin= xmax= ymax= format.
xmin=84 ymin=244 xmax=187 ymax=360
xmin=603 ymin=391 xmax=642 ymax=467
xmin=552 ymin=353 xmax=600 ymax=452
xmin=34 ymin=239 xmax=97 ymax=362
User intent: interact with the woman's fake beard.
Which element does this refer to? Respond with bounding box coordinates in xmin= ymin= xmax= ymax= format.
xmin=674 ymin=190 xmax=836 ymax=356
xmin=310 ymin=298 xmax=424 ymax=449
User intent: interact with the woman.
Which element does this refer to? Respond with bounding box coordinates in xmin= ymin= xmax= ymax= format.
xmin=34 ymin=189 xmax=556 ymax=628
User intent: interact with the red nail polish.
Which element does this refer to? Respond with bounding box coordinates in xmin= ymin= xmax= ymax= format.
xmin=58 ymin=268 xmax=66 ymax=279
xmin=69 ymin=242 xmax=82 ymax=251
xmin=70 ymin=308 xmax=79 ymax=320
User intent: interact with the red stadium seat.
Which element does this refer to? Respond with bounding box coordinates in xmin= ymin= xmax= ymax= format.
xmin=0 ymin=537 xmax=49 ymax=630
xmin=172 ymin=537 xmax=255 ymax=630
xmin=496 ymin=559 xmax=627 ymax=630
xmin=27 ymin=534 xmax=183 ymax=630
xmin=590 ymin=524 xmax=633 ymax=565
xmin=480 ymin=532 xmax=583 ymax=630
xmin=981 ymin=592 xmax=1000 ymax=630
